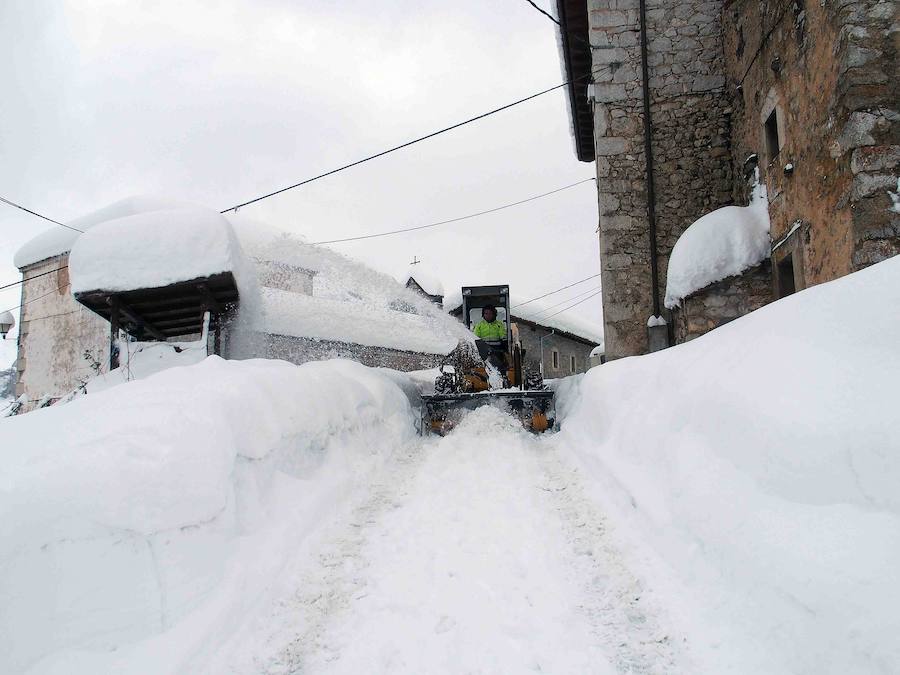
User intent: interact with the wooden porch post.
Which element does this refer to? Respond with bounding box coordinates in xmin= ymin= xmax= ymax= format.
xmin=109 ymin=297 xmax=120 ymax=370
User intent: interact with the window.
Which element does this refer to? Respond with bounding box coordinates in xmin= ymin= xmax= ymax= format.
xmin=570 ymin=355 xmax=577 ymax=373
xmin=777 ymin=254 xmax=796 ymax=298
xmin=764 ymin=109 xmax=781 ymax=163
xmin=552 ymin=349 xmax=559 ymax=370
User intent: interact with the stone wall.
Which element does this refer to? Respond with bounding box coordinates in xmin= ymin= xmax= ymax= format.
xmin=15 ymin=254 xmax=110 ymax=409
xmin=589 ymin=0 xmax=733 ymax=359
xmin=239 ymin=333 xmax=448 ymax=372
xmin=515 ymin=321 xmax=597 ymax=377
xmin=723 ymin=0 xmax=898 ymax=293
xmin=671 ymin=260 xmax=771 ymax=342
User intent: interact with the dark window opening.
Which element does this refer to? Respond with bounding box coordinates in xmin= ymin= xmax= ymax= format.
xmin=552 ymin=350 xmax=559 ymax=370
xmin=764 ymin=109 xmax=781 ymax=163
xmin=570 ymin=355 xmax=577 ymax=373
xmin=777 ymin=254 xmax=796 ymax=298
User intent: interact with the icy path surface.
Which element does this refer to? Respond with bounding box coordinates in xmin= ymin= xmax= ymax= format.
xmin=204 ymin=407 xmax=687 ymax=674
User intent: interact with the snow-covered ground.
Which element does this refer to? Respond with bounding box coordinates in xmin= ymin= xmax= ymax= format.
xmin=560 ymin=254 xmax=900 ymax=673
xmin=2 ymin=257 xmax=898 ymax=674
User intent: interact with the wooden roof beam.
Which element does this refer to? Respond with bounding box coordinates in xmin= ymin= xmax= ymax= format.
xmin=116 ymin=300 xmax=168 ymax=341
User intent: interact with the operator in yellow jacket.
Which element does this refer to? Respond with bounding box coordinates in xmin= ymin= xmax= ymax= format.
xmin=473 ymin=305 xmax=507 ymax=340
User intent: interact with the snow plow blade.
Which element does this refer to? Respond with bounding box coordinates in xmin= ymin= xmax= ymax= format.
xmin=421 ymin=390 xmax=555 ymax=435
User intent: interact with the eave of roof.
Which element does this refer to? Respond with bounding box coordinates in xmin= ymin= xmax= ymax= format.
xmin=556 ymin=0 xmax=595 ymax=162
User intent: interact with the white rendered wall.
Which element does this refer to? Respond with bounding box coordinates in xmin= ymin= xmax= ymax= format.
xmin=16 ymin=255 xmax=109 ymax=407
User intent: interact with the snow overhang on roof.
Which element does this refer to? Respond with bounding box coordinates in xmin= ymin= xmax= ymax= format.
xmin=556 ymin=0 xmax=594 ymax=162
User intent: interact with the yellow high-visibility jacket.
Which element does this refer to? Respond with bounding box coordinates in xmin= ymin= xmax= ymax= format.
xmin=473 ymin=319 xmax=507 ymax=340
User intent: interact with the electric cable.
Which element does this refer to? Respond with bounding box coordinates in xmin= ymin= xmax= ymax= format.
xmin=311 ymin=178 xmax=595 ymax=245
xmin=512 ymin=273 xmax=600 ymax=308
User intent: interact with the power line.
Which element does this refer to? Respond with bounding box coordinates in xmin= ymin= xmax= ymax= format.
xmin=523 ymin=0 xmax=559 ymax=26
xmin=0 ymin=265 xmax=69 ymax=292
xmin=0 ymin=196 xmax=83 ymax=233
xmin=311 ymin=178 xmax=595 ymax=245
xmin=1 ymin=283 xmax=69 ymax=317
xmin=512 ymin=273 xmax=600 ymax=308
xmin=532 ymin=284 xmax=602 ymax=315
xmin=544 ymin=288 xmax=603 ymax=318
xmin=219 ymin=70 xmax=601 ymax=214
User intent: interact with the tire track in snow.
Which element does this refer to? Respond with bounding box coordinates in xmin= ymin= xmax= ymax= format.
xmin=222 ymin=406 xmax=689 ymax=674
xmin=533 ymin=447 xmax=686 ymax=673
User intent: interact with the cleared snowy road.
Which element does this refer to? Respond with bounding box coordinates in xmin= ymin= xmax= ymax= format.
xmin=205 ymin=406 xmax=686 ymax=674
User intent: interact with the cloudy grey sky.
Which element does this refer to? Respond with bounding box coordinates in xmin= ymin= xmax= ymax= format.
xmin=0 ymin=0 xmax=601 ymax=335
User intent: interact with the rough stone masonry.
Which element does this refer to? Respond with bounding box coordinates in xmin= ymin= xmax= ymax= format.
xmin=589 ymin=0 xmax=733 ymax=358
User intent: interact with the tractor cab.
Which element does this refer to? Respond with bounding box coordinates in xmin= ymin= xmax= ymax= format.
xmin=461 ymin=285 xmax=512 ymax=372
xmin=422 ymin=284 xmax=554 ymax=436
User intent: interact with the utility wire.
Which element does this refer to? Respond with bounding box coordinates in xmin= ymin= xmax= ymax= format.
xmin=512 ymin=273 xmax=600 ymax=308
xmin=544 ymin=288 xmax=603 ymax=318
xmin=1 ymin=283 xmax=69 ymax=317
xmin=0 ymin=265 xmax=69 ymax=292
xmin=532 ymin=284 xmax=602 ymax=315
xmin=523 ymin=0 xmax=559 ymax=25
xmin=219 ymin=67 xmax=603 ymax=213
xmin=311 ymin=178 xmax=595 ymax=245
xmin=0 ymin=196 xmax=83 ymax=233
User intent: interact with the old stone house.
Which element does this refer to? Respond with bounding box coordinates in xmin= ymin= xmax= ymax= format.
xmin=556 ymin=0 xmax=898 ymax=358
xmin=10 ymin=199 xmax=459 ymax=411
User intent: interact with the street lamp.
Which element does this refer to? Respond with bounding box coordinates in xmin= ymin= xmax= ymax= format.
xmin=0 ymin=311 xmax=14 ymax=339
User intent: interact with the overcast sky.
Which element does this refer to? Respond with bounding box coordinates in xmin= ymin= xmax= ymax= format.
xmin=0 ymin=0 xmax=601 ymax=337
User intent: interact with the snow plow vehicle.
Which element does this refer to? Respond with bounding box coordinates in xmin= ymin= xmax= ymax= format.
xmin=422 ymin=285 xmax=555 ymax=435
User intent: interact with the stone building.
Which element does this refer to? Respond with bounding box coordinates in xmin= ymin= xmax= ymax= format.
xmin=447 ymin=301 xmax=601 ymax=377
xmin=10 ymin=200 xmax=459 ymax=411
xmin=556 ymin=0 xmax=898 ymax=358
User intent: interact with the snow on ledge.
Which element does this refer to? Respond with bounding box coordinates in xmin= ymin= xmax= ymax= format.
xmin=13 ymin=195 xmax=194 ymax=269
xmin=69 ymin=207 xmax=243 ymax=294
xmin=259 ymin=288 xmax=458 ymax=356
xmin=664 ymin=181 xmax=771 ymax=309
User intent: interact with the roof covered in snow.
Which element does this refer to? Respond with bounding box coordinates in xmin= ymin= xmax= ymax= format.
xmin=664 ymin=182 xmax=771 ymax=308
xmin=400 ymin=264 xmax=444 ymax=298
xmin=13 ymin=195 xmax=195 ymax=269
xmin=259 ymin=287 xmax=458 ymax=355
xmin=69 ymin=207 xmax=243 ymax=294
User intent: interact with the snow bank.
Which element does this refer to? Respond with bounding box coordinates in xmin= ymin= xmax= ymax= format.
xmin=0 ymin=357 xmax=418 ymax=674
xmin=664 ymin=182 xmax=770 ymax=308
xmin=13 ymin=196 xmax=194 ymax=269
xmin=69 ymin=207 xmax=243 ymax=294
xmin=260 ymin=287 xmax=457 ymax=355
xmin=558 ymin=256 xmax=900 ymax=674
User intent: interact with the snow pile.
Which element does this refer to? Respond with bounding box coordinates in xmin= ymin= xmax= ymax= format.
xmin=261 ymin=287 xmax=457 ymax=355
xmin=664 ymin=181 xmax=770 ymax=308
xmin=68 ymin=207 xmax=245 ymax=294
xmin=0 ymin=357 xmax=418 ymax=674
xmin=13 ymin=196 xmax=194 ymax=269
xmin=228 ymin=222 xmax=472 ymax=359
xmin=80 ymin=339 xmax=209 ymax=396
xmin=557 ymin=256 xmax=900 ymax=674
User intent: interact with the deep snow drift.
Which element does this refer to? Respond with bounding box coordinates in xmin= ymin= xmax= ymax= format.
xmin=558 ymin=255 xmax=900 ymax=674
xmin=0 ymin=357 xmax=418 ymax=674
